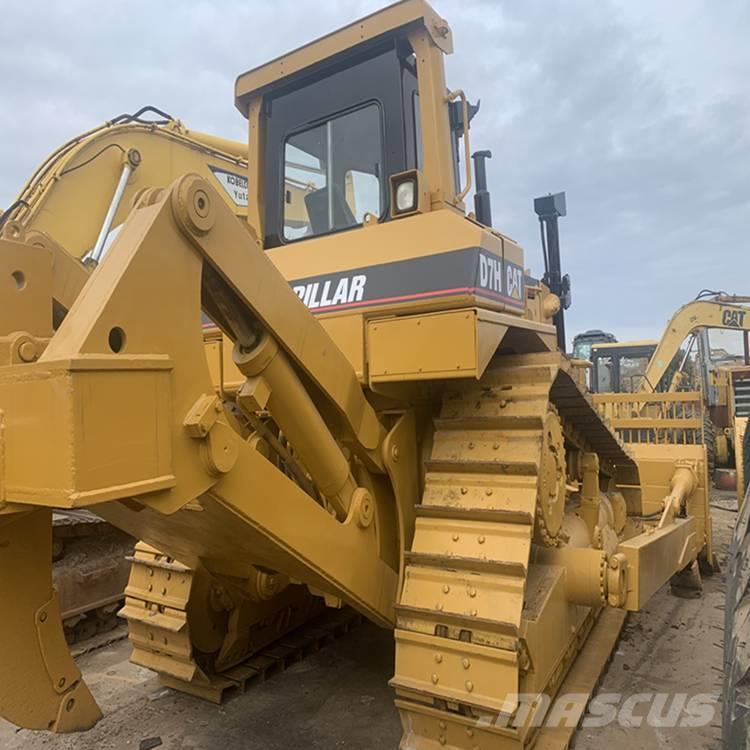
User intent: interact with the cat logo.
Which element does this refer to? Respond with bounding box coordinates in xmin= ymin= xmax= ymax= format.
xmin=506 ymin=265 xmax=523 ymax=300
xmin=722 ymin=308 xmax=747 ymax=328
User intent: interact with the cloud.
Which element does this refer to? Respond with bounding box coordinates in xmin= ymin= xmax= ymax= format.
xmin=1 ymin=0 xmax=747 ymax=345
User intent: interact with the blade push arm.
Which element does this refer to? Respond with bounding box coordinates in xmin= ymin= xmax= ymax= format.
xmin=0 ymin=174 xmax=394 ymax=618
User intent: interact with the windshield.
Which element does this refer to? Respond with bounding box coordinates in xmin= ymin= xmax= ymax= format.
xmin=708 ymin=329 xmax=747 ymax=363
xmin=283 ymin=104 xmax=383 ymax=241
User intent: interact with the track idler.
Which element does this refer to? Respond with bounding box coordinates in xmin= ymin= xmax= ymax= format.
xmin=0 ymin=509 xmax=101 ymax=732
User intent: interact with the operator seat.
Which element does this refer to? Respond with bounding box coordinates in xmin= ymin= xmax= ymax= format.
xmin=305 ymin=184 xmax=356 ymax=235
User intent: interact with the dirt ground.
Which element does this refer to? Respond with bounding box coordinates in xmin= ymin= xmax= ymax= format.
xmin=574 ymin=492 xmax=732 ymax=749
xmin=0 ymin=494 xmax=734 ymax=750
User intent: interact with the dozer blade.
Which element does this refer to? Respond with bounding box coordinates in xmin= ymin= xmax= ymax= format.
xmin=0 ymin=509 xmax=102 ymax=732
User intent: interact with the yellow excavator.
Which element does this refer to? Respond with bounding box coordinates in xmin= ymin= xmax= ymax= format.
xmin=0 ymin=3 xmax=715 ymax=748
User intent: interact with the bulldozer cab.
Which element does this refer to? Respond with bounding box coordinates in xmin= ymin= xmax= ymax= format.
xmin=233 ymin=0 xmax=536 ymax=353
xmin=589 ymin=340 xmax=659 ymax=393
xmin=235 ymin=0 xmax=462 ymax=247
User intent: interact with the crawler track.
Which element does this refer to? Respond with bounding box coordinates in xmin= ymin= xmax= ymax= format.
xmin=120 ymin=543 xmax=325 ymax=698
xmin=159 ymin=607 xmax=363 ymax=703
xmin=53 ymin=511 xmax=133 ymax=644
xmin=392 ymin=353 xmax=632 ymax=750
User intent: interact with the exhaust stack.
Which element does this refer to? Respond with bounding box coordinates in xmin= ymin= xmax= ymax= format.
xmin=534 ymin=191 xmax=571 ymax=351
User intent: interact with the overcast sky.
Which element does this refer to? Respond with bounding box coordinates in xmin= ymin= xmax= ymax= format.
xmin=1 ymin=0 xmax=747 ymax=347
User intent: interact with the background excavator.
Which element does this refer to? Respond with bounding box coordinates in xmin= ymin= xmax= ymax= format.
xmin=0 ymin=108 xmax=313 ymax=644
xmin=0 ymin=2 xmax=717 ymax=748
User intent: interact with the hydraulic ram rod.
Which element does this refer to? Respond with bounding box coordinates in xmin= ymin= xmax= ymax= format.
xmin=90 ymin=149 xmax=140 ymax=264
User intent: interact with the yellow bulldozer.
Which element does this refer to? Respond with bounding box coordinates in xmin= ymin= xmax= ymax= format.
xmin=0 ymin=2 xmax=715 ymax=748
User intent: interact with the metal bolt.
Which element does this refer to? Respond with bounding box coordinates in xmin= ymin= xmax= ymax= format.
xmin=194 ymin=189 xmax=210 ymax=217
xmin=470 ymin=609 xmax=478 ymax=616
xmin=391 ymin=445 xmax=400 ymax=462
xmin=485 ymin=487 xmax=493 ymax=496
xmin=39 ymin=612 xmax=47 ymax=623
xmin=493 ymin=442 xmax=500 ymax=450
xmin=461 ymin=487 xmax=468 ymax=495
xmin=468 ymin=442 xmax=475 ymax=449
xmin=435 ymin=654 xmax=443 ymax=664
xmin=431 ymin=673 xmax=439 ymax=684
xmin=443 ymin=584 xmax=450 ymax=594
xmin=148 ymin=584 xmax=153 ymax=592
xmin=18 ymin=341 xmax=36 ymax=362
xmin=478 ymin=535 xmax=486 ymax=544
xmin=466 ymin=681 xmax=474 ymax=692
xmin=439 ymin=721 xmax=447 ymax=730
xmin=161 ymin=587 xmax=167 ymax=595
xmin=452 ymin=534 xmax=459 ymax=542
xmin=466 ymin=728 xmax=474 ymax=738
xmin=499 ymin=399 xmax=507 ymax=408
xmin=58 ymin=678 xmax=66 ymax=689
xmin=127 ymin=148 xmax=142 ymax=168
xmin=469 ymin=588 xmax=477 ymax=598
xmin=462 ymin=658 xmax=471 ymax=669
xmin=439 ymin=736 xmax=446 ymax=746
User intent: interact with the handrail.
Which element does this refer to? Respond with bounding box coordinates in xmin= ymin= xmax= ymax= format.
xmin=446 ymin=89 xmax=472 ymax=202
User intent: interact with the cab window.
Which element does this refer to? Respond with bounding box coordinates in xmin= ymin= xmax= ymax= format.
xmin=596 ymin=356 xmax=614 ymax=392
xmin=283 ymin=104 xmax=383 ymax=241
xmin=619 ymin=355 xmax=649 ymax=392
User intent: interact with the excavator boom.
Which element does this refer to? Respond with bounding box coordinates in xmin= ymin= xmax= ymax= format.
xmin=2 ymin=108 xmax=250 ymax=258
xmin=642 ymin=296 xmax=750 ymax=392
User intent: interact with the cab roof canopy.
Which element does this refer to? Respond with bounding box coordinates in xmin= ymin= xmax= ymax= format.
xmin=592 ymin=340 xmax=659 ymax=351
xmin=234 ymin=0 xmax=452 ymax=116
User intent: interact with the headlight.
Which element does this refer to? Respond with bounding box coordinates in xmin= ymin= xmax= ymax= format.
xmin=395 ymin=179 xmax=417 ymax=213
xmin=389 ymin=170 xmax=424 ymax=218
